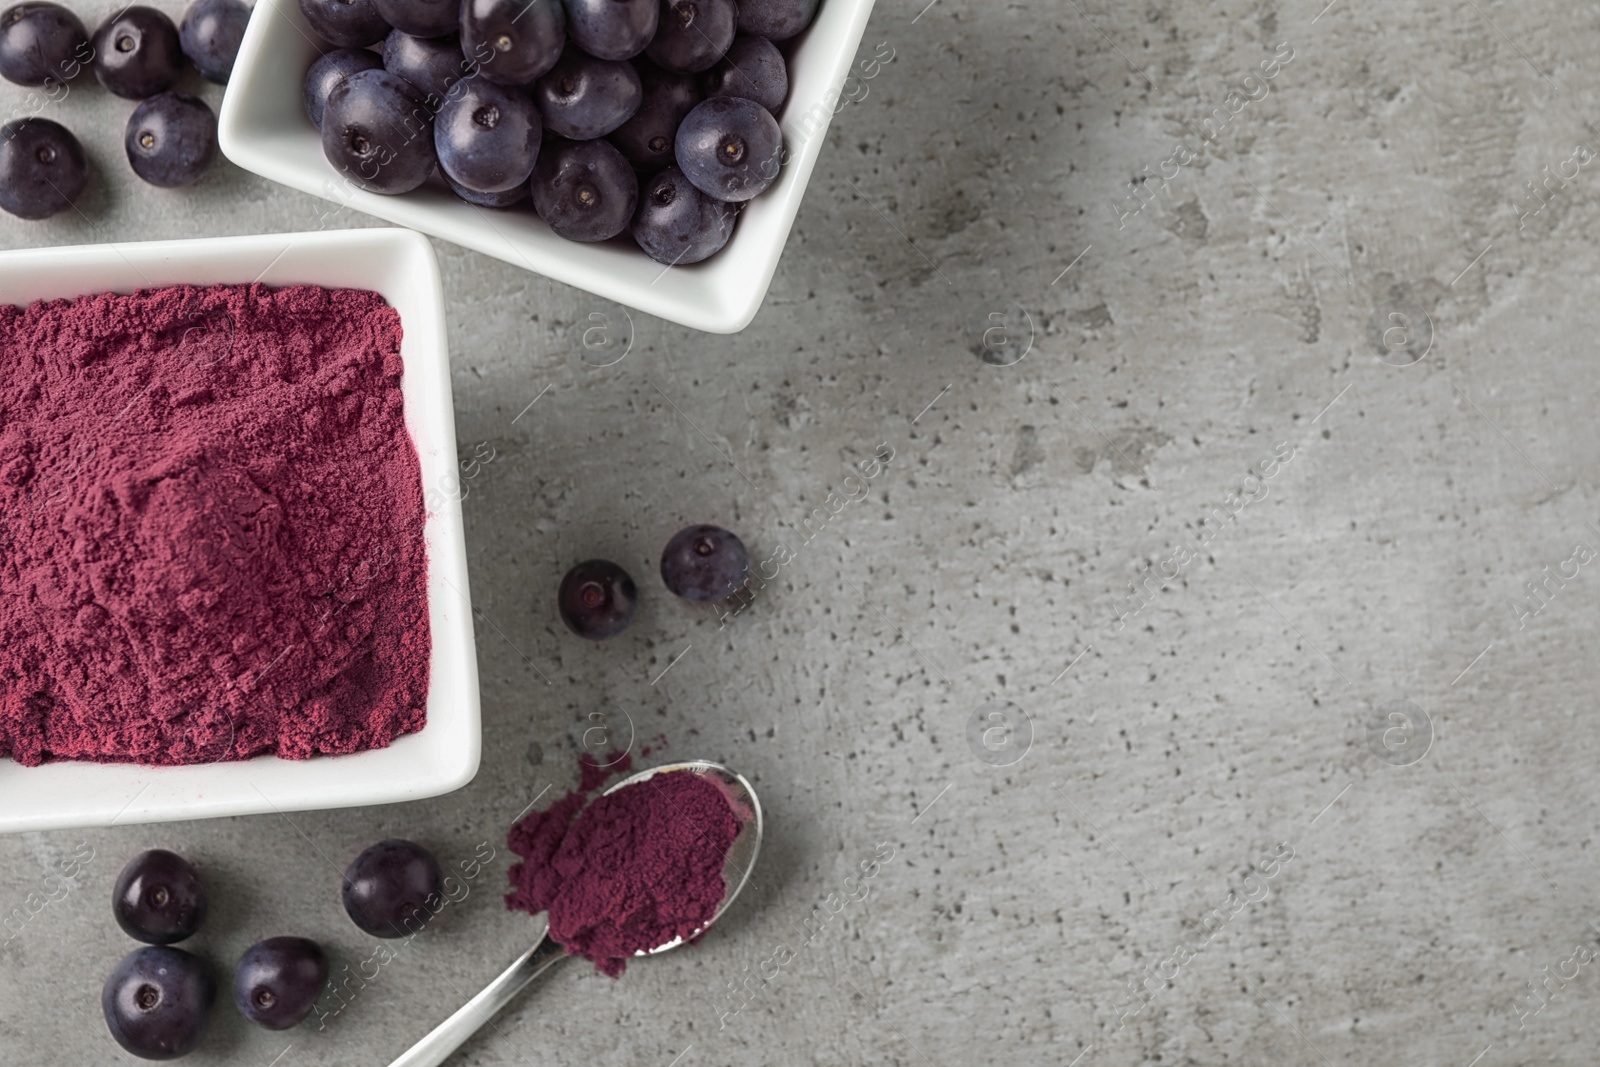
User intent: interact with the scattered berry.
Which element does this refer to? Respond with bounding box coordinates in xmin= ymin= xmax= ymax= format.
xmin=113 ymin=849 xmax=208 ymax=945
xmin=702 ymin=32 xmax=786 ymax=113
xmin=675 ymin=95 xmax=781 ymax=202
xmin=460 ymin=0 xmax=563 ymax=86
xmin=531 ymin=137 xmax=637 ymax=241
xmin=92 ymin=6 xmax=184 ymax=99
xmin=557 ymin=558 xmax=639 ymax=638
xmin=342 ymin=839 xmax=444 ymax=938
xmin=435 ymin=75 xmax=541 ymax=193
xmin=102 ymin=946 xmax=215 ymax=1060
xmin=298 ymin=0 xmax=391 ymax=48
xmin=631 ymin=165 xmax=735 ymax=264
xmin=303 ymin=46 xmax=382 ymax=129
xmin=608 ymin=59 xmax=699 ymax=170
xmin=0 ymin=2 xmax=88 ymax=87
xmin=125 ymin=92 xmax=218 ymax=188
xmin=320 ymin=67 xmax=438 ymax=193
xmin=179 ymin=0 xmax=250 ymax=84
xmin=234 ymin=937 xmax=329 ymax=1030
xmin=644 ymin=0 xmax=735 ymax=73
xmin=563 ymin=0 xmax=654 ymax=61
xmin=534 ymin=45 xmax=641 ymax=140
xmin=660 ymin=523 xmax=748 ymax=600
xmin=0 ymin=117 xmax=86 ymax=219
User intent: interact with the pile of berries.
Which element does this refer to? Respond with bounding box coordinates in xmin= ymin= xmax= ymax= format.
xmin=302 ymin=0 xmax=818 ymax=265
xmin=0 ymin=0 xmax=248 ymax=218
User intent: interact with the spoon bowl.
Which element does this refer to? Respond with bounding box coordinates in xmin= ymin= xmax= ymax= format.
xmin=388 ymin=760 xmax=763 ymax=1067
xmin=602 ymin=760 xmax=763 ymax=956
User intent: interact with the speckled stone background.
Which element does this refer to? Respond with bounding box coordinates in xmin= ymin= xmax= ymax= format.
xmin=3 ymin=0 xmax=1600 ymax=1063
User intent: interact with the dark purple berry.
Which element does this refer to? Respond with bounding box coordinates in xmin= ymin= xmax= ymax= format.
xmin=179 ymin=0 xmax=250 ymax=84
xmin=644 ymin=0 xmax=733 ymax=73
xmin=702 ymin=32 xmax=786 ymax=112
xmin=534 ymin=46 xmax=640 ymax=140
xmin=446 ymin=170 xmax=527 ymax=206
xmin=304 ymin=46 xmax=383 ymax=128
xmin=736 ymin=0 xmax=816 ymax=41
xmin=460 ymin=0 xmax=563 ymax=85
xmin=374 ymin=0 xmax=457 ymax=37
xmin=342 ymin=839 xmax=444 ymax=938
xmin=102 ymin=947 xmax=215 ymax=1060
xmin=112 ymin=850 xmax=207 ymax=946
xmin=92 ymin=6 xmax=183 ymax=99
xmin=298 ymin=0 xmax=390 ymax=48
xmin=234 ymin=937 xmax=329 ymax=1030
xmin=320 ymin=67 xmax=438 ymax=193
xmin=563 ymin=0 xmax=654 ymax=60
xmin=675 ymin=95 xmax=780 ymax=201
xmin=608 ymin=60 xmax=698 ymax=170
xmin=557 ymin=558 xmax=638 ymax=638
xmin=631 ymin=165 xmax=735 ymax=264
xmin=125 ymin=92 xmax=218 ymax=188
xmin=660 ymin=523 xmax=747 ymax=600
xmin=530 ymin=137 xmax=636 ymax=241
xmin=383 ymin=29 xmax=475 ymax=108
xmin=0 ymin=117 xmax=85 ymax=219
xmin=0 ymin=2 xmax=88 ymax=87
xmin=435 ymin=76 xmax=540 ymax=192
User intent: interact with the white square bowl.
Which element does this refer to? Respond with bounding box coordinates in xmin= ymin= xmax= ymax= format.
xmin=217 ymin=0 xmax=878 ymax=334
xmin=0 ymin=228 xmax=480 ymax=833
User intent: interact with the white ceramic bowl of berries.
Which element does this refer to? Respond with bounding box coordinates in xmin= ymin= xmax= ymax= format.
xmin=218 ymin=0 xmax=878 ymax=333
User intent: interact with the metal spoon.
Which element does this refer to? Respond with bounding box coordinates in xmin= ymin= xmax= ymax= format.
xmin=387 ymin=760 xmax=764 ymax=1067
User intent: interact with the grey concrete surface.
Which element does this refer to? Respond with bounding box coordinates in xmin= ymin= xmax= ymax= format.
xmin=3 ymin=0 xmax=1600 ymax=1063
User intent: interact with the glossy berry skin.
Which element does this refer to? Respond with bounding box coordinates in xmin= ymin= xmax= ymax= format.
xmin=660 ymin=523 xmax=748 ymax=600
xmin=374 ymin=0 xmax=456 ymax=37
xmin=0 ymin=117 xmax=85 ymax=219
xmin=531 ymin=138 xmax=636 ymax=242
xmin=125 ymin=92 xmax=218 ymax=188
xmin=557 ymin=558 xmax=638 ymax=638
xmin=460 ymin=0 xmax=562 ymax=85
xmin=298 ymin=0 xmax=390 ymax=48
xmin=631 ymin=165 xmax=734 ymax=264
xmin=234 ymin=937 xmax=329 ymax=1031
xmin=435 ymin=76 xmax=539 ymax=192
xmin=113 ymin=850 xmax=208 ymax=946
xmin=179 ymin=0 xmax=249 ymax=83
xmin=92 ymin=6 xmax=183 ymax=99
xmin=321 ymin=67 xmax=437 ymax=194
xmin=736 ymin=0 xmax=816 ymax=41
xmin=608 ymin=60 xmax=697 ymax=170
xmin=384 ymin=29 xmax=473 ymax=108
xmin=303 ymin=47 xmax=382 ymax=128
xmin=675 ymin=96 xmax=780 ymax=202
xmin=703 ymin=33 xmax=785 ymax=112
xmin=0 ymin=3 xmax=88 ymax=87
xmin=644 ymin=0 xmax=733 ymax=73
xmin=534 ymin=47 xmax=639 ymax=140
xmin=564 ymin=0 xmax=654 ymax=60
xmin=342 ymin=839 xmax=444 ymax=938
xmin=446 ymin=171 xmax=525 ymax=206
xmin=102 ymin=946 xmax=216 ymax=1060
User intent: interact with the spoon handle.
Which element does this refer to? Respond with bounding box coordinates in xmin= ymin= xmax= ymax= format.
xmin=386 ymin=933 xmax=568 ymax=1067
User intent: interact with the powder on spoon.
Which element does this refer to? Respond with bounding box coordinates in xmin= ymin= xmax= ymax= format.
xmin=0 ymin=282 xmax=429 ymax=766
xmin=506 ymin=761 xmax=743 ymax=977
